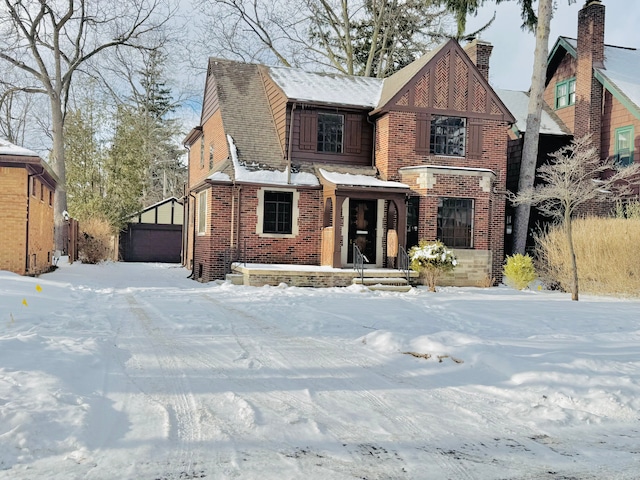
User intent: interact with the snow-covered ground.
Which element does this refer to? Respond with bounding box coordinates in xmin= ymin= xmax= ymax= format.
xmin=1 ymin=260 xmax=639 ymax=480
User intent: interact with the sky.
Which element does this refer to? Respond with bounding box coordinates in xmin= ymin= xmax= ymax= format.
xmin=467 ymin=0 xmax=640 ymax=91
xmin=1 ymin=260 xmax=640 ymax=478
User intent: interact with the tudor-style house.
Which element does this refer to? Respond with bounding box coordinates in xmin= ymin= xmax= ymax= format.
xmin=183 ymin=39 xmax=515 ymax=287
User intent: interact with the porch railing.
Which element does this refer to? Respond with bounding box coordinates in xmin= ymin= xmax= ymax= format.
xmin=398 ymin=245 xmax=410 ymax=284
xmin=353 ymin=244 xmax=364 ymax=285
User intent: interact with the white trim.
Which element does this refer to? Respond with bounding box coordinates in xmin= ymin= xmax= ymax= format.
xmin=197 ymin=190 xmax=207 ymax=235
xmin=255 ymin=187 xmax=300 ymax=238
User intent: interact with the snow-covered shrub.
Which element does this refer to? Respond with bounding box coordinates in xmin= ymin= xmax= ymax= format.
xmin=409 ymin=240 xmax=457 ymax=292
xmin=503 ymin=253 xmax=536 ymax=290
xmin=78 ymin=217 xmax=113 ymax=264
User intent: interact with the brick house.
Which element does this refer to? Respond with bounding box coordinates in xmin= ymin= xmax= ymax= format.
xmin=0 ymin=140 xmax=57 ymax=275
xmin=183 ymin=39 xmax=515 ymax=286
xmin=503 ymin=0 xmax=640 ymax=250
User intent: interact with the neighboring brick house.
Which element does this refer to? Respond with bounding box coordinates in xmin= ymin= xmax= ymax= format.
xmin=500 ymin=0 xmax=640 ymax=253
xmin=0 ymin=140 xmax=57 ymax=275
xmin=183 ymin=39 xmax=515 ymax=286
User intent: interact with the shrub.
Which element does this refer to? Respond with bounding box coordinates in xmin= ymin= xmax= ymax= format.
xmin=535 ymin=217 xmax=640 ymax=297
xmin=78 ymin=217 xmax=114 ymax=264
xmin=503 ymin=253 xmax=537 ymax=290
xmin=409 ymin=240 xmax=457 ymax=292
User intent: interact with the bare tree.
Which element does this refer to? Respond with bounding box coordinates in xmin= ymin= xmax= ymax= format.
xmin=511 ymin=135 xmax=640 ymax=301
xmin=0 ymin=0 xmax=174 ymax=250
xmin=194 ymin=0 xmax=451 ymax=77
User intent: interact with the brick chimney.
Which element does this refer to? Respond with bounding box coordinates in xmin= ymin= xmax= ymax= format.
xmin=464 ymin=39 xmax=493 ymax=82
xmin=574 ymin=0 xmax=605 ymax=154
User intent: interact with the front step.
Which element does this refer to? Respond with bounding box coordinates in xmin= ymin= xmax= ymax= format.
xmin=352 ymin=276 xmax=413 ymax=292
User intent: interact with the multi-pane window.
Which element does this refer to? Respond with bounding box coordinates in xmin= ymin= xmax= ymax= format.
xmin=437 ymin=198 xmax=474 ymax=248
xmin=615 ymin=125 xmax=634 ymax=167
xmin=317 ymin=113 xmax=344 ymax=153
xmin=197 ymin=190 xmax=207 ymax=234
xmin=263 ymin=191 xmax=293 ymax=234
xmin=209 ymin=144 xmax=214 ymax=170
xmin=430 ymin=116 xmax=466 ymax=156
xmin=555 ymin=78 xmax=576 ymax=109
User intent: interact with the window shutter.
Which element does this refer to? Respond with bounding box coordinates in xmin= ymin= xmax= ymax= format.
xmin=468 ymin=120 xmax=483 ymax=159
xmin=345 ymin=114 xmax=362 ymax=154
xmin=415 ymin=113 xmax=430 ymax=153
xmin=299 ymin=110 xmax=317 ymax=151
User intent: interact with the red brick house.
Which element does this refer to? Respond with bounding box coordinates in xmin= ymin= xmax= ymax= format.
xmin=502 ymin=0 xmax=640 ymax=252
xmin=183 ymin=39 xmax=515 ymax=286
xmin=0 ymin=140 xmax=57 ymax=275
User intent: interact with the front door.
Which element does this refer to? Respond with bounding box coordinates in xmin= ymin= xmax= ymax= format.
xmin=348 ymin=199 xmax=377 ymax=264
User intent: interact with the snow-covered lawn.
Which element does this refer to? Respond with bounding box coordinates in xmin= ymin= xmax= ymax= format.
xmin=1 ymin=261 xmax=639 ymax=479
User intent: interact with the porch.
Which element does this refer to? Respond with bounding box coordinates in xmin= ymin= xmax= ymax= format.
xmin=228 ymin=262 xmax=419 ymax=290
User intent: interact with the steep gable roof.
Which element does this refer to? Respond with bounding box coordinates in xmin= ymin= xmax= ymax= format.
xmin=548 ymin=36 xmax=640 ymax=120
xmin=205 ymin=58 xmax=285 ymax=170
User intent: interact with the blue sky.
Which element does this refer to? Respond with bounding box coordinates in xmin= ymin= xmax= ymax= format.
xmin=467 ymin=0 xmax=639 ymax=91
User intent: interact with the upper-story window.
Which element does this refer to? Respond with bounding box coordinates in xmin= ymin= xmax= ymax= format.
xmin=615 ymin=125 xmax=634 ymax=167
xmin=317 ymin=113 xmax=344 ymax=153
xmin=430 ymin=116 xmax=466 ymax=156
xmin=555 ymin=78 xmax=576 ymax=109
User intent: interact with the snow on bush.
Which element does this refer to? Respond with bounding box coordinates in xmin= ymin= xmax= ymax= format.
xmin=409 ymin=240 xmax=457 ymax=292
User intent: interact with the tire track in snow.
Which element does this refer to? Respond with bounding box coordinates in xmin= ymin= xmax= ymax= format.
xmin=122 ymin=294 xmax=206 ymax=479
xmin=199 ymin=293 xmax=475 ymax=480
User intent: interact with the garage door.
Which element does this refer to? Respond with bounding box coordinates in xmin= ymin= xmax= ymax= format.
xmin=120 ymin=223 xmax=182 ymax=263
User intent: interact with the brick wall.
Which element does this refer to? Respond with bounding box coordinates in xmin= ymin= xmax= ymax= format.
xmin=0 ymin=167 xmax=54 ymax=275
xmin=380 ymin=111 xmax=508 ymax=281
xmin=194 ymin=184 xmax=323 ymax=282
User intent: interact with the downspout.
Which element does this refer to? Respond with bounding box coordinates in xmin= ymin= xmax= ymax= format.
xmin=25 ymin=174 xmax=32 ymax=274
xmin=287 ymin=103 xmax=297 ymax=184
xmin=188 ymin=191 xmax=197 ymax=279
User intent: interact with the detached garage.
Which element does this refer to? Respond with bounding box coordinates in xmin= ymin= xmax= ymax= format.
xmin=120 ymin=197 xmax=183 ymax=263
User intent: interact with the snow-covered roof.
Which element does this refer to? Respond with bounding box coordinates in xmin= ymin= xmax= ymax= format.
xmin=267 ymin=66 xmax=383 ymax=108
xmin=0 ymin=139 xmax=39 ymax=157
xmin=495 ymin=89 xmax=570 ymax=136
xmin=319 ymin=169 xmax=409 ymax=189
xmin=562 ymin=38 xmax=640 ymax=115
xmin=228 ymin=135 xmax=319 ymax=186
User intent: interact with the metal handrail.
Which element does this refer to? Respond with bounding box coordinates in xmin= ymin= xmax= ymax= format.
xmin=353 ymin=244 xmax=364 ymax=284
xmin=398 ymin=245 xmax=410 ymax=283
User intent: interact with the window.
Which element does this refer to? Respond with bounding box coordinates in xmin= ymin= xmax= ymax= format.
xmin=197 ymin=190 xmax=207 ymax=235
xmin=263 ymin=191 xmax=293 ymax=234
xmin=31 ymin=178 xmax=36 ymax=196
xmin=555 ymin=78 xmax=576 ymax=109
xmin=49 ymin=190 xmax=53 ymax=206
xmin=615 ymin=125 xmax=634 ymax=166
xmin=209 ymin=144 xmax=214 ymax=170
xmin=317 ymin=113 xmax=344 ymax=153
xmin=40 ymin=184 xmax=44 ymax=201
xmin=430 ymin=116 xmax=466 ymax=156
xmin=437 ymin=198 xmax=473 ymax=248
